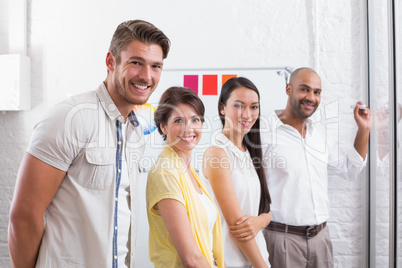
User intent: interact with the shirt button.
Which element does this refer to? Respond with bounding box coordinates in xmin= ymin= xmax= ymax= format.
xmin=115 ymin=226 xmax=118 ymax=230
xmin=118 ymin=141 xmax=122 ymax=145
xmin=118 ymin=169 xmax=121 ymax=173
xmin=98 ymin=158 xmax=103 ymax=163
xmin=115 ymin=197 xmax=118 ymax=201
xmin=114 ymin=255 xmax=117 ymax=260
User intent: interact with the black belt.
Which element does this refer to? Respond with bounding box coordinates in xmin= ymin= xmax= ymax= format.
xmin=266 ymin=221 xmax=327 ymax=239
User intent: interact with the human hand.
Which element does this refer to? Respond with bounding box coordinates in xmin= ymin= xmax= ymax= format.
xmin=354 ymin=101 xmax=373 ymax=132
xmin=228 ymin=213 xmax=270 ymax=241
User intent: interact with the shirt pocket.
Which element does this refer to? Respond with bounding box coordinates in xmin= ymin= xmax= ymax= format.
xmin=78 ymin=148 xmax=115 ymax=190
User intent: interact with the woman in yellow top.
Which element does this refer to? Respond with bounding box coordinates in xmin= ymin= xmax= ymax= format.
xmin=146 ymin=86 xmax=224 ymax=268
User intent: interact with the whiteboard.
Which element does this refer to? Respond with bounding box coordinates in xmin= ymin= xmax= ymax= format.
xmin=134 ymin=67 xmax=292 ymax=267
xmin=137 ymin=67 xmax=292 ymax=172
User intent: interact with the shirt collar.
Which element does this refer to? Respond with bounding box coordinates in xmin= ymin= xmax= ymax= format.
xmin=96 ymin=82 xmax=140 ymax=127
xmin=269 ymin=109 xmax=315 ymax=131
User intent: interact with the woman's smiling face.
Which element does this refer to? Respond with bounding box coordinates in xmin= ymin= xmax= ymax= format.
xmin=161 ymin=103 xmax=203 ymax=155
xmin=220 ymin=87 xmax=260 ymax=136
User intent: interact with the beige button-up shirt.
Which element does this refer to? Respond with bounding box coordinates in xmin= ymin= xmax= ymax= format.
xmin=28 ymin=83 xmax=145 ymax=267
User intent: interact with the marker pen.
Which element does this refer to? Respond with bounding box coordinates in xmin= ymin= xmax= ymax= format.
xmin=350 ymin=104 xmax=367 ymax=110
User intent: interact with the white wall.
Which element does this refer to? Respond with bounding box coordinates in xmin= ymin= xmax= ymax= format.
xmin=0 ymin=0 xmax=369 ymax=267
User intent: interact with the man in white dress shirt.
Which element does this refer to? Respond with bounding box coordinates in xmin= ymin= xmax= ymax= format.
xmin=262 ymin=67 xmax=372 ymax=268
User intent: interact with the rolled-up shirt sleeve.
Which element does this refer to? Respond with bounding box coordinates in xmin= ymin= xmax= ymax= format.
xmin=327 ymin=139 xmax=367 ymax=180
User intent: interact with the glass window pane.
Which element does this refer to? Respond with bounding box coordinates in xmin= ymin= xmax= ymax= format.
xmin=396 ymin=0 xmax=402 ymax=266
xmin=368 ymin=1 xmax=391 ymax=267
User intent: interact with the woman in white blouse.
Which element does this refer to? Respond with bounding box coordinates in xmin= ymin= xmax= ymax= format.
xmin=203 ymin=77 xmax=271 ymax=268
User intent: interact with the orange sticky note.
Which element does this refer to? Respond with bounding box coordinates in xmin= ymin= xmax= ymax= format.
xmin=222 ymin=74 xmax=237 ymax=86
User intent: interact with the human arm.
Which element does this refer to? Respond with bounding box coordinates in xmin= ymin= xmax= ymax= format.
xmin=353 ymin=101 xmax=372 ymax=160
xmin=155 ymin=199 xmax=211 ymax=268
xmin=328 ymin=102 xmax=372 ymax=178
xmin=203 ymin=147 xmax=268 ymax=268
xmin=8 ymin=153 xmax=65 ymax=268
xmin=228 ymin=212 xmax=271 ymax=241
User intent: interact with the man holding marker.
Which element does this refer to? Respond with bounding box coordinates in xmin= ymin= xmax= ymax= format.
xmin=261 ymin=67 xmax=372 ymax=268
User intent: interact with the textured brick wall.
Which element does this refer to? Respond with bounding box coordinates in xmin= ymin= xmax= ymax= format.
xmin=0 ymin=0 xmax=372 ymax=267
xmin=317 ymin=1 xmax=368 ymax=267
xmin=0 ymin=0 xmax=8 ymax=53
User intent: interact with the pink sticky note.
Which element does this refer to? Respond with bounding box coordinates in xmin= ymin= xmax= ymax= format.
xmin=183 ymin=75 xmax=199 ymax=94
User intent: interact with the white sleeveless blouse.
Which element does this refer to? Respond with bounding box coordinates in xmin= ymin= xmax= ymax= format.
xmin=204 ymin=133 xmax=269 ymax=268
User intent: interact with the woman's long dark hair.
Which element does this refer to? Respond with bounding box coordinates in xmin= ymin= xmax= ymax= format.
xmin=218 ymin=77 xmax=271 ymax=214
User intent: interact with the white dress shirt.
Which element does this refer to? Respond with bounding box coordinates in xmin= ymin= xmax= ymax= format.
xmin=118 ymin=122 xmax=132 ymax=267
xmin=262 ymin=110 xmax=366 ymax=226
